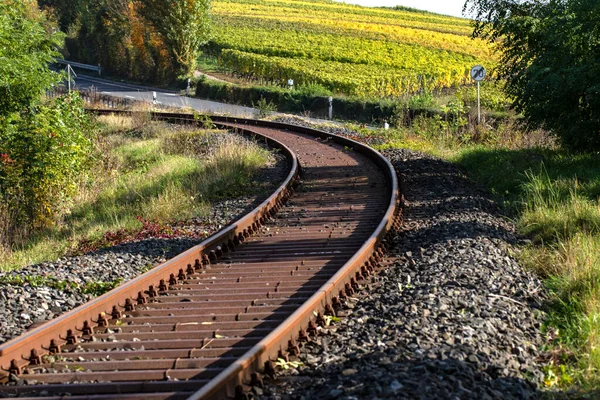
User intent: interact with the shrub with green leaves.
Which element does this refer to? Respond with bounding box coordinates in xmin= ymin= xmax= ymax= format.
xmin=0 ymin=0 xmax=63 ymax=114
xmin=1 ymin=94 xmax=95 ymax=230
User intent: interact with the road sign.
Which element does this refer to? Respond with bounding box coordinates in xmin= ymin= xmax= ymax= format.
xmin=470 ymin=65 xmax=486 ymax=82
xmin=470 ymin=65 xmax=486 ymax=124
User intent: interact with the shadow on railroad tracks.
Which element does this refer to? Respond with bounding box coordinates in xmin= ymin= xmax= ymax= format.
xmin=173 ymin=160 xmax=389 ymax=384
xmin=180 ymin=240 xmax=385 ymax=387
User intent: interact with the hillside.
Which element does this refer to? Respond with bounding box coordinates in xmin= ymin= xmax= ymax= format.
xmin=208 ymin=0 xmax=492 ymax=97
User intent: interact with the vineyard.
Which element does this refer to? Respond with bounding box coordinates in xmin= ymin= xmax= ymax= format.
xmin=209 ymin=0 xmax=493 ymax=97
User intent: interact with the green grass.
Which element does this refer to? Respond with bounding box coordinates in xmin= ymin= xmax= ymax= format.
xmin=370 ymin=106 xmax=600 ymax=392
xmin=196 ymin=55 xmax=226 ymax=74
xmin=0 ymin=115 xmax=271 ymax=271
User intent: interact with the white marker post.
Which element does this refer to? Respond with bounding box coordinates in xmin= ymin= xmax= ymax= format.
xmin=66 ymin=64 xmax=77 ymax=93
xmin=470 ymin=65 xmax=486 ymax=124
xmin=287 ymin=79 xmax=294 ymax=90
xmin=328 ymin=96 xmax=333 ymax=120
xmin=152 ymin=91 xmax=157 ymax=105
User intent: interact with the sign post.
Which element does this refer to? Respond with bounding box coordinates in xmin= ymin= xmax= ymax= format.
xmin=287 ymin=79 xmax=294 ymax=90
xmin=328 ymin=96 xmax=333 ymax=120
xmin=470 ymin=65 xmax=486 ymax=124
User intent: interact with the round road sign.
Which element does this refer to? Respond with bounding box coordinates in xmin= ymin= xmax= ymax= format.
xmin=470 ymin=65 xmax=486 ymax=81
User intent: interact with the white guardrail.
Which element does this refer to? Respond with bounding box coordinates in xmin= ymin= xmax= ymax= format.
xmin=55 ymin=59 xmax=102 ymax=76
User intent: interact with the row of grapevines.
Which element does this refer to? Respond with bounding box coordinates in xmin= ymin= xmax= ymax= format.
xmin=221 ymin=49 xmax=474 ymax=97
xmin=212 ymin=14 xmax=491 ymax=61
xmin=212 ymin=0 xmax=474 ymax=37
xmin=210 ymin=0 xmax=491 ymax=97
xmin=214 ymin=0 xmax=472 ymax=32
xmin=211 ymin=21 xmax=480 ymax=71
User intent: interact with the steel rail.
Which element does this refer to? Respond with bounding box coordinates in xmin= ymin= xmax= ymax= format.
xmin=0 ymin=110 xmax=402 ymax=400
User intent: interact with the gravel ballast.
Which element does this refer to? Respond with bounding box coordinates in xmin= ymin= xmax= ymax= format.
xmin=261 ymin=147 xmax=547 ymax=400
xmin=0 ymin=136 xmax=289 ymax=345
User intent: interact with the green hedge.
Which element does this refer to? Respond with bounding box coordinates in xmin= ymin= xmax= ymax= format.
xmin=194 ymin=78 xmax=442 ymax=123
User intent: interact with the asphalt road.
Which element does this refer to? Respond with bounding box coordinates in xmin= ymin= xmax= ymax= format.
xmin=72 ymin=74 xmax=350 ymax=127
xmin=73 ymin=74 xmax=257 ymax=118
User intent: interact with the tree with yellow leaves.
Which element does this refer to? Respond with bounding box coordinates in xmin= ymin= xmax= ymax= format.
xmin=141 ymin=0 xmax=211 ymax=76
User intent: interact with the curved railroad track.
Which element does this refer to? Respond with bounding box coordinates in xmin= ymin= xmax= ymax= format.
xmin=0 ymin=112 xmax=402 ymax=399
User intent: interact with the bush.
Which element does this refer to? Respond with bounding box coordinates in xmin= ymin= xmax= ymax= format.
xmin=195 ymin=79 xmax=393 ymax=122
xmin=0 ymin=93 xmax=95 ymax=245
xmin=407 ymin=91 xmax=436 ymax=109
xmin=253 ymin=97 xmax=277 ymax=118
xmin=195 ymin=78 xmax=464 ymax=125
xmin=0 ymin=3 xmax=96 ymax=249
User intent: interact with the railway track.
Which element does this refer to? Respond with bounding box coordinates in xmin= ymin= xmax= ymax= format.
xmin=0 ymin=111 xmax=401 ymax=399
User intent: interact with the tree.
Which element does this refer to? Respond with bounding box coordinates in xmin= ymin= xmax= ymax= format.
xmin=38 ymin=0 xmax=210 ymax=82
xmin=141 ymin=0 xmax=211 ymax=76
xmin=465 ymin=0 xmax=600 ymax=151
xmin=37 ymin=0 xmax=84 ymax=31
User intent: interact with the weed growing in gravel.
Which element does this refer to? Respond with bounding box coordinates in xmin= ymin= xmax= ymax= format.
xmin=275 ymin=358 xmax=303 ymax=370
xmin=82 ymin=279 xmax=124 ymax=296
xmin=0 ymin=275 xmax=78 ymax=291
xmin=253 ymin=97 xmax=277 ymax=118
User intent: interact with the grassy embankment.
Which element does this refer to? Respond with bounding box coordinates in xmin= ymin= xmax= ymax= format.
xmin=0 ymin=113 xmax=271 ymax=271
xmin=338 ymin=84 xmax=600 ymax=391
xmin=463 ymin=150 xmax=600 ymax=391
